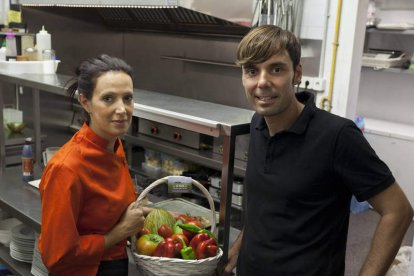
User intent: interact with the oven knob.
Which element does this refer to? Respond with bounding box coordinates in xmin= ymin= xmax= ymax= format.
xmin=150 ymin=126 xmax=159 ymax=135
xmin=173 ymin=132 xmax=182 ymax=141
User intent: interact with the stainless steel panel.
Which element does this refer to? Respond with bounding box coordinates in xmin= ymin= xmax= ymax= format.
xmin=214 ymin=134 xmax=249 ymax=161
xmin=138 ymin=118 xmax=205 ymax=149
xmin=133 ymin=89 xmax=254 ymax=137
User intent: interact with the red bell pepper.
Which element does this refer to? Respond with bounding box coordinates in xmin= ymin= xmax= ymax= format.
xmin=189 ymin=233 xmax=210 ymax=250
xmin=195 ymin=238 xmax=217 ymax=259
xmin=153 ymin=238 xmax=175 ymax=258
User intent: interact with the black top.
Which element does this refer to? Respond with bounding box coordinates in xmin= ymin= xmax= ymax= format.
xmin=237 ymin=92 xmax=394 ymax=276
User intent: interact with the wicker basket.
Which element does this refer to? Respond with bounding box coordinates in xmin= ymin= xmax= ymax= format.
xmin=132 ymin=176 xmax=223 ymax=276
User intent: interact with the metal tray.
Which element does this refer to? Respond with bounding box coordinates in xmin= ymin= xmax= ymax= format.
xmin=149 ymin=198 xmax=219 ymax=227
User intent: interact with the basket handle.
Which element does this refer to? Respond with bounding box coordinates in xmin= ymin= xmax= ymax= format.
xmin=135 ymin=176 xmax=217 ymax=235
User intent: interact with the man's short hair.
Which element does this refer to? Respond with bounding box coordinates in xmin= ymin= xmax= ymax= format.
xmin=236 ymin=25 xmax=301 ymax=69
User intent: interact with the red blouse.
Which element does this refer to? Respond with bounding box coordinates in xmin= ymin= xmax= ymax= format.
xmin=39 ymin=123 xmax=136 ymax=275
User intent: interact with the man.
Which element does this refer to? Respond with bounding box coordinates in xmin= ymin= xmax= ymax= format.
xmin=224 ymin=25 xmax=413 ymax=275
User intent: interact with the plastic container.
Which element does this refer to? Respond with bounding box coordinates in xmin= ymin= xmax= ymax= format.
xmin=0 ymin=60 xmax=60 ymax=74
xmin=22 ymin=137 xmax=34 ymax=181
xmin=354 ymin=115 xmax=365 ymax=132
xmin=5 ymin=31 xmax=17 ymax=59
xmin=35 ymin=26 xmax=51 ymax=61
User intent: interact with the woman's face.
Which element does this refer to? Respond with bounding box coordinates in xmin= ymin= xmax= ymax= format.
xmin=80 ymin=71 xmax=134 ymax=144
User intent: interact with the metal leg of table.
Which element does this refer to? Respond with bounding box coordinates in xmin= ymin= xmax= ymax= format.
xmin=218 ymin=134 xmax=236 ymax=264
xmin=32 ymin=88 xmax=42 ymax=166
xmin=0 ymin=83 xmax=5 ymax=175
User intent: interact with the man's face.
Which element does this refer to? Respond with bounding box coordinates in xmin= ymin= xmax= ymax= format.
xmin=242 ymin=51 xmax=302 ymax=119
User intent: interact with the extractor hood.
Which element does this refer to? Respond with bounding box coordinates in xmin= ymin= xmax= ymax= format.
xmin=16 ymin=0 xmax=253 ymax=36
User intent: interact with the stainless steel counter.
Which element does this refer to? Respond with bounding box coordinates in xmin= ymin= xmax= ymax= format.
xmin=133 ymin=89 xmax=254 ymax=137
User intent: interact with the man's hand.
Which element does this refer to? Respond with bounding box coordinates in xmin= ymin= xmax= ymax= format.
xmin=223 ymin=230 xmax=244 ymax=276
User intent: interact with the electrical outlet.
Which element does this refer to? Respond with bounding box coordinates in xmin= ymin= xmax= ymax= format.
xmin=299 ymin=76 xmax=326 ymax=92
xmin=299 ymin=76 xmax=314 ymax=90
xmin=313 ymin=78 xmax=326 ymax=91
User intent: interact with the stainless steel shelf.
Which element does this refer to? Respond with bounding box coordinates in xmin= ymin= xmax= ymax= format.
xmin=0 ymin=73 xmax=70 ymax=97
xmin=124 ymin=133 xmax=247 ymax=178
xmin=366 ymin=28 xmax=414 ymax=36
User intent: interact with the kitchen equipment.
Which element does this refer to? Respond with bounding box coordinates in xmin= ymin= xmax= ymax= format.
xmin=213 ymin=134 xmax=249 ymax=161
xmin=138 ymin=118 xmax=213 ymax=150
xmin=18 ymin=0 xmax=252 ymax=36
xmin=362 ymin=49 xmax=408 ymax=69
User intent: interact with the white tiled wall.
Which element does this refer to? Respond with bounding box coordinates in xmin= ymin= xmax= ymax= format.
xmin=300 ymin=0 xmax=329 ymax=40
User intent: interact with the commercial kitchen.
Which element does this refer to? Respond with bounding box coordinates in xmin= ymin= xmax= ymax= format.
xmin=1 ymin=0 xmax=414 ymax=275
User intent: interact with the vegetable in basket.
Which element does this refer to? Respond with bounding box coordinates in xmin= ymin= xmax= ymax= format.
xmin=153 ymin=238 xmax=175 ymax=258
xmin=176 ymin=222 xmax=217 ymax=241
xmin=135 ymin=234 xmax=164 ymax=256
xmin=144 ymin=208 xmax=176 ymax=234
xmin=188 ymin=233 xmax=218 ymax=259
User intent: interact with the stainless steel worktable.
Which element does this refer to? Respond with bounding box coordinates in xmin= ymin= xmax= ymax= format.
xmin=0 ymin=72 xmax=254 ymax=264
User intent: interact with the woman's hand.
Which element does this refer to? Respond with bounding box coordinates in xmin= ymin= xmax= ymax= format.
xmin=104 ymin=202 xmax=150 ymax=249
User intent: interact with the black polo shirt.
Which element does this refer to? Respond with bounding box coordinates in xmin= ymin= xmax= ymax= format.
xmin=237 ymin=92 xmax=394 ymax=276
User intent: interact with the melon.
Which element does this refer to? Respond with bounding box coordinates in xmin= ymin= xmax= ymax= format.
xmin=144 ymin=208 xmax=176 ymax=234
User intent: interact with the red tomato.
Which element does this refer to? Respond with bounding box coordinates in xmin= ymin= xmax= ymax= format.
xmin=171 ymin=233 xmax=189 ymax=246
xmin=135 ymin=234 xmax=164 ymax=256
xmin=157 ymin=224 xmax=173 ymax=239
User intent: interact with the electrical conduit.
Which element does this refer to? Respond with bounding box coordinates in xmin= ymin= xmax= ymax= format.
xmin=319 ymin=0 xmax=343 ymax=112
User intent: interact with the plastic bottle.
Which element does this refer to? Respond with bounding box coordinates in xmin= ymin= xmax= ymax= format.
xmin=22 ymin=137 xmax=34 ymax=182
xmin=5 ymin=31 xmax=17 ymax=60
xmin=0 ymin=40 xmax=6 ymax=61
xmin=35 ymin=26 xmax=51 ymax=61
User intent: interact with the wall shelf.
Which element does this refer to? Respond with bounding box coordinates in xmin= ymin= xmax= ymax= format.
xmin=366 ymin=28 xmax=414 ymax=36
xmin=361 ymin=66 xmax=414 ymax=75
xmin=364 ymin=117 xmax=414 ymax=142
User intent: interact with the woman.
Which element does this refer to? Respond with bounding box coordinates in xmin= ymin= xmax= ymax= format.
xmin=39 ymin=54 xmax=147 ymax=275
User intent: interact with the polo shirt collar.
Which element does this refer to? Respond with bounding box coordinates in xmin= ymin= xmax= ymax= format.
xmin=254 ymin=91 xmax=316 ymax=135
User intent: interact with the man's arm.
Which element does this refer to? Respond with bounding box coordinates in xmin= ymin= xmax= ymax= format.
xmin=223 ymin=229 xmax=244 ymax=276
xmin=360 ymin=182 xmax=413 ymax=276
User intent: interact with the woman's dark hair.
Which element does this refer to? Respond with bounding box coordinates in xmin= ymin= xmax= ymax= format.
xmin=66 ymin=54 xmax=134 ymax=100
